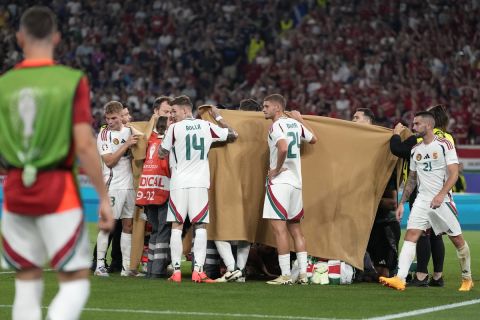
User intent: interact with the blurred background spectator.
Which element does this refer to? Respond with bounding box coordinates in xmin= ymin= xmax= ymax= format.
xmin=1 ymin=0 xmax=479 ymax=144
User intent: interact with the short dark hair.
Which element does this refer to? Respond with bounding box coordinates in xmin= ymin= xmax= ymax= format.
xmin=415 ymin=111 xmax=435 ymax=119
xmin=356 ymin=108 xmax=375 ymax=123
xmin=427 ymin=104 xmax=449 ymax=131
xmin=153 ymin=96 xmax=173 ymax=111
xmin=264 ymin=94 xmax=286 ymax=110
xmin=414 ymin=111 xmax=436 ymax=126
xmin=171 ymin=95 xmax=192 ymax=109
xmin=20 ymin=6 xmax=57 ymax=39
xmin=239 ymin=98 xmax=260 ymax=111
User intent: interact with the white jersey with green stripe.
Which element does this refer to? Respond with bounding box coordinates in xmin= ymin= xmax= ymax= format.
xmin=410 ymin=136 xmax=459 ymax=202
xmin=161 ymin=118 xmax=228 ymax=191
xmin=96 ymin=126 xmax=134 ymax=190
xmin=267 ymin=117 xmax=313 ymax=189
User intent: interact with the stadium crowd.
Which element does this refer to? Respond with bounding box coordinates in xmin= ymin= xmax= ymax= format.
xmin=1 ymin=0 xmax=480 ymax=144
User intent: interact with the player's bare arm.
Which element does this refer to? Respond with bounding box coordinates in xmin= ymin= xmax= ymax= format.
xmin=289 ymin=110 xmax=317 ymax=144
xmin=209 ymin=106 xmax=238 ymax=142
xmin=102 ymin=134 xmax=138 ymax=168
xmin=268 ymin=139 xmax=288 ymax=180
xmin=400 ymin=170 xmax=417 ymax=204
xmin=158 ymin=147 xmax=169 ymax=159
xmin=431 ymin=163 xmax=459 ymax=209
xmin=74 ymin=123 xmax=114 ymax=232
xmin=396 ymin=170 xmax=417 ymax=221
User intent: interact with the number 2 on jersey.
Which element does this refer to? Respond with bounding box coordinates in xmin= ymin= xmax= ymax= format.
xmin=186 ymin=133 xmax=205 ymax=160
xmin=287 ymin=132 xmax=300 ymax=158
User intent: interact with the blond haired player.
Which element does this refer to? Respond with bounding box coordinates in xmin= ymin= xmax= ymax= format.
xmin=95 ymin=101 xmax=139 ymax=276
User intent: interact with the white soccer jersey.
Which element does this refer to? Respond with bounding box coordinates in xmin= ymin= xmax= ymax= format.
xmin=97 ymin=126 xmax=134 ymax=190
xmin=268 ymin=117 xmax=314 ymax=189
xmin=410 ymin=137 xmax=459 ymax=202
xmin=161 ymin=118 xmax=229 ymax=190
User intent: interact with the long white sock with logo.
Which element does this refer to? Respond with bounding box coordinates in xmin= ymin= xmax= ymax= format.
xmin=215 ymin=240 xmax=235 ymax=272
xmin=236 ymin=241 xmax=251 ymax=270
xmin=456 ymin=242 xmax=471 ymax=279
xmin=96 ymin=230 xmax=109 ymax=268
xmin=396 ymin=241 xmax=416 ymax=280
xmin=121 ymin=232 xmax=132 ymax=271
xmin=13 ymin=278 xmax=43 ymax=320
xmin=296 ymin=251 xmax=308 ymax=274
xmin=170 ymin=229 xmax=183 ymax=272
xmin=193 ymin=229 xmax=207 ymax=272
xmin=279 ymin=254 xmax=291 ymax=276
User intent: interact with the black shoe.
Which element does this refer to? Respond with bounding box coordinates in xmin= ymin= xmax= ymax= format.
xmin=107 ymin=264 xmax=122 ymax=273
xmin=428 ymin=276 xmax=444 ymax=287
xmin=407 ymin=275 xmax=429 ymax=287
xmin=90 ymin=260 xmax=97 ymax=272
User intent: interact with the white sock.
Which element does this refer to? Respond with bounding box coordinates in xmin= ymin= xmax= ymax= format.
xmin=46 ymin=279 xmax=90 ymax=320
xmin=456 ymin=241 xmax=472 ymax=279
xmin=193 ymin=228 xmax=207 ymax=272
xmin=96 ymin=230 xmax=109 ymax=268
xmin=170 ymin=229 xmax=183 ymax=272
xmin=236 ymin=241 xmax=251 ymax=270
xmin=13 ymin=278 xmax=43 ymax=320
xmin=278 ymin=253 xmax=291 ymax=276
xmin=215 ymin=240 xmax=235 ymax=272
xmin=120 ymin=232 xmax=132 ymax=271
xmin=296 ymin=251 xmax=308 ymax=274
xmin=397 ymin=241 xmax=417 ymax=280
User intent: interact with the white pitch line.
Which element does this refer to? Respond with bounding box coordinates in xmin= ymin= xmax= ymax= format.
xmin=1 ymin=299 xmax=479 ymax=319
xmin=0 ymin=305 xmax=347 ymax=320
xmin=367 ymin=298 xmax=480 ymax=320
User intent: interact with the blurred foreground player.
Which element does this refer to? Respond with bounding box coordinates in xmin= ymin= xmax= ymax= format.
xmin=0 ymin=6 xmax=113 ymax=320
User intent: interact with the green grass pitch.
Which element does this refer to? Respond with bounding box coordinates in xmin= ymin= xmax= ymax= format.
xmin=0 ymin=224 xmax=479 ymax=319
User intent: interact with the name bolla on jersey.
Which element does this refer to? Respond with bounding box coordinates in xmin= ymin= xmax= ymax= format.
xmin=410 ymin=137 xmax=458 ymax=202
xmin=161 ymin=118 xmax=229 ymax=190
xmin=96 ymin=126 xmax=134 ymax=190
xmin=268 ymin=117 xmax=314 ymax=189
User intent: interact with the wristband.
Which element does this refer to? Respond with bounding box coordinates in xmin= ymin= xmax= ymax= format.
xmin=215 ymin=115 xmax=223 ymax=121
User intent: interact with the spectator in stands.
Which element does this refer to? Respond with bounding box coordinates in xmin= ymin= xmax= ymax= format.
xmin=1 ymin=1 xmax=479 ymax=145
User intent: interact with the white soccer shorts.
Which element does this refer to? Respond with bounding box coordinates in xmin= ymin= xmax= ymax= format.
xmin=109 ymin=189 xmax=135 ymax=220
xmin=167 ymin=188 xmax=209 ymax=224
xmin=407 ymin=200 xmax=462 ymax=236
xmin=263 ymin=183 xmax=304 ymax=221
xmin=1 ymin=208 xmax=90 ymax=271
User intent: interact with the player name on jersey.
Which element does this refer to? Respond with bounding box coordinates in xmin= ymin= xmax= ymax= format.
xmin=186 ymin=124 xmax=201 ymax=131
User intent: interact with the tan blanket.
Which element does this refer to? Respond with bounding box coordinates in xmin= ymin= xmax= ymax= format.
xmin=129 ymin=111 xmax=399 ymax=270
xmin=203 ymin=110 xmax=398 ymax=270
